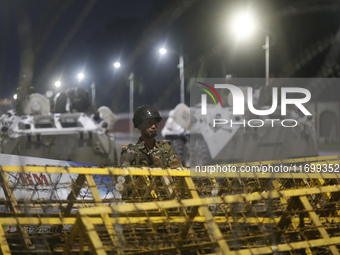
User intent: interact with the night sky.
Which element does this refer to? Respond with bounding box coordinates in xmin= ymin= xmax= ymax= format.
xmin=1 ymin=0 xmax=340 ymax=113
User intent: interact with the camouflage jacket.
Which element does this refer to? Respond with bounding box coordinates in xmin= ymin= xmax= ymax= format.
xmin=120 ymin=138 xmax=183 ymax=168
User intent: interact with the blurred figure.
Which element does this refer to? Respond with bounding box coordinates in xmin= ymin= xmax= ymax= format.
xmin=15 ymin=86 xmax=35 ymax=115
xmin=67 ymin=83 xmax=91 ymax=113
xmin=91 ymin=110 xmax=102 ymax=123
xmin=53 ymin=91 xmax=68 ymax=113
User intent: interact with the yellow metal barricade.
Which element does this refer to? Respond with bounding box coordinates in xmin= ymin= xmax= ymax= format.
xmin=0 ymin=154 xmax=339 ymax=254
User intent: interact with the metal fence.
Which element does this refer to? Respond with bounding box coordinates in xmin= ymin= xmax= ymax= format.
xmin=0 ymin=155 xmax=340 ymax=254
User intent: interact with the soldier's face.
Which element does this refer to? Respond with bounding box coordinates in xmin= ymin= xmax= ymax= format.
xmin=139 ymin=118 xmax=158 ymax=138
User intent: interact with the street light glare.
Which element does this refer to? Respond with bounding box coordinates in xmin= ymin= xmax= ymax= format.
xmin=78 ymin=73 xmax=84 ymax=80
xmin=159 ymin=48 xmax=167 ymax=55
xmin=232 ymin=13 xmax=255 ymax=38
xmin=13 ymin=94 xmax=17 ymax=100
xmin=55 ymin=81 xmax=61 ymax=87
xmin=114 ymin=62 xmax=121 ymax=68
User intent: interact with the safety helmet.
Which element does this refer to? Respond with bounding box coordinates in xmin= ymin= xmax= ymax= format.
xmin=133 ymin=105 xmax=162 ymax=128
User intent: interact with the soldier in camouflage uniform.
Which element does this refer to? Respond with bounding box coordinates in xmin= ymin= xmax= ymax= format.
xmin=120 ymin=105 xmax=182 ymax=168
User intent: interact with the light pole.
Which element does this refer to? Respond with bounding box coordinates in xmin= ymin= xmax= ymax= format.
xmin=90 ymin=81 xmax=96 ymax=106
xmin=159 ymin=48 xmax=185 ymax=104
xmin=112 ymin=62 xmax=134 ymax=135
xmin=263 ymin=35 xmax=270 ymax=87
xmin=128 ymin=72 xmax=134 ymax=136
xmin=112 ymin=62 xmax=133 ymax=135
xmin=232 ymin=12 xmax=270 ymax=86
xmin=178 ymin=49 xmax=185 ymax=104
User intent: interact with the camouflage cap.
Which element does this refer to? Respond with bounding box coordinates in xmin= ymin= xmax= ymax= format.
xmin=133 ymin=105 xmax=162 ymax=128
